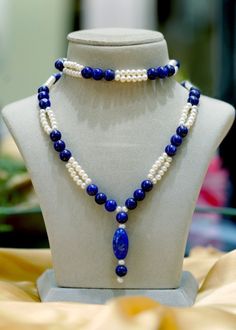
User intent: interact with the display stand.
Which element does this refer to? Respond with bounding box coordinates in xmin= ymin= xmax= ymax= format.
xmin=37 ymin=269 xmax=198 ymax=306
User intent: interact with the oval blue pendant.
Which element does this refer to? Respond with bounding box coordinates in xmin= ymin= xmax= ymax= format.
xmin=113 ymin=228 xmax=129 ymax=260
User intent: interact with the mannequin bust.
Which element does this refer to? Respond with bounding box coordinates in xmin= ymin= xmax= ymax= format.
xmin=2 ymin=29 xmax=235 ymax=296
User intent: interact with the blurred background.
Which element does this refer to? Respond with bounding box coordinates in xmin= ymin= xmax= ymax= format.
xmin=0 ymin=0 xmax=235 ymax=253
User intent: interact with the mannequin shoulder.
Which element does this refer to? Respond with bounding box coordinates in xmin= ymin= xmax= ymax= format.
xmin=1 ymin=95 xmax=37 ymax=128
xmin=198 ymin=95 xmax=235 ymax=131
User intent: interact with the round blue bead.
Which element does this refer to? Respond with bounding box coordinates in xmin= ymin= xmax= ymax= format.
xmin=157 ymin=66 xmax=168 ymax=78
xmin=55 ymin=59 xmax=64 ymax=72
xmin=50 ymin=129 xmax=62 ymax=142
xmin=86 ymin=184 xmax=98 ymax=196
xmin=165 ymin=144 xmax=177 ymax=156
xmin=53 ymin=73 xmax=62 ymax=82
xmin=170 ymin=134 xmax=182 ymax=147
xmin=165 ymin=64 xmax=175 ymax=77
xmin=116 ymin=212 xmax=128 ymax=224
xmin=104 ymin=69 xmax=115 ymax=81
xmin=92 ymin=68 xmax=104 ymax=80
xmin=188 ymin=95 xmax=199 ymax=105
xmin=147 ymin=68 xmax=158 ymax=80
xmin=38 ymin=85 xmax=49 ymax=93
xmin=38 ymin=91 xmax=49 ymax=100
xmin=59 ymin=149 xmax=72 ymax=161
xmin=105 ymin=199 xmax=117 ymax=212
xmin=81 ymin=66 xmax=93 ymax=79
xmin=125 ymin=198 xmax=137 ymax=210
xmin=141 ymin=180 xmax=153 ymax=192
xmin=133 ymin=189 xmax=145 ymax=201
xmin=176 ymin=125 xmax=188 ymax=137
xmin=115 ymin=265 xmax=127 ymax=277
xmin=39 ymin=98 xmax=51 ymax=109
xmin=189 ymin=88 xmax=201 ymax=98
xmin=95 ymin=192 xmax=107 ymax=205
xmin=54 ymin=140 xmax=66 ymax=152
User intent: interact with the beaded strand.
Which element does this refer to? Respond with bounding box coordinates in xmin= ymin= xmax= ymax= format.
xmin=54 ymin=58 xmax=180 ymax=83
xmin=37 ymin=66 xmax=201 ymax=283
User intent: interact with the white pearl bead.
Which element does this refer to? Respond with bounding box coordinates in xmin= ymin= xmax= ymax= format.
xmin=164 ymin=162 xmax=170 ymax=168
xmin=122 ymin=206 xmax=128 ymax=213
xmin=159 ymin=156 xmax=164 ymax=163
xmin=79 ymin=170 xmax=85 ymax=176
xmin=117 ymin=277 xmax=124 ymax=284
xmin=118 ymin=260 xmax=125 ymax=265
xmin=69 ymin=157 xmax=75 ymax=163
xmin=76 ymin=179 xmax=82 ymax=186
xmin=152 ymin=164 xmax=158 ymax=171
xmin=167 ymin=157 xmax=172 ymax=162
xmin=156 ymin=174 xmax=162 ymax=181
xmin=119 ymin=224 xmax=126 ymax=229
xmin=152 ymin=178 xmax=157 ymax=184
xmin=115 ymin=75 xmax=120 ymax=81
xmin=120 ymin=76 xmax=126 ymax=83
xmin=162 ymin=166 xmax=167 ymax=172
xmin=81 ymin=183 xmax=86 ymax=189
xmin=159 ymin=170 xmax=164 ymax=176
xmin=75 ymin=165 xmax=81 ymax=172
xmin=65 ymin=163 xmax=71 ymax=168
xmin=72 ymin=161 xmax=78 ymax=167
xmin=73 ymin=175 xmax=79 ymax=181
xmin=149 ymin=169 xmax=155 ymax=175
xmin=143 ymin=75 xmax=148 ymax=81
xmin=147 ymin=173 xmax=154 ymax=180
xmin=68 ymin=168 xmax=74 ymax=173
xmin=82 ymin=174 xmax=88 ymax=180
xmin=162 ymin=152 xmax=168 ymax=159
xmin=70 ymin=171 xmax=76 ymax=177
xmin=155 ymin=160 xmax=161 ymax=167
xmin=85 ymin=178 xmax=92 ymax=185
xmin=116 ymin=206 xmax=122 ymax=213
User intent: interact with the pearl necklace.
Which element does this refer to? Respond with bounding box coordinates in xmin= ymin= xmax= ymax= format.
xmin=55 ymin=58 xmax=180 ymax=83
xmin=37 ymin=66 xmax=200 ymax=283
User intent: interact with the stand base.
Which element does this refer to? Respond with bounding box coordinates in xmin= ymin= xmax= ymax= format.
xmin=37 ymin=269 xmax=198 ymax=307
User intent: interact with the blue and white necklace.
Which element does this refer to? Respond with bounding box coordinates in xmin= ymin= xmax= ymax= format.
xmin=37 ymin=59 xmax=200 ymax=283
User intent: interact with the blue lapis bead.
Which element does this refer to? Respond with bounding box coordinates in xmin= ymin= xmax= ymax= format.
xmin=38 ymin=85 xmax=49 ymax=93
xmin=104 ymin=69 xmax=115 ymax=81
xmin=59 ymin=149 xmax=72 ymax=161
xmin=53 ymin=73 xmax=62 ymax=82
xmin=125 ymin=198 xmax=137 ymax=210
xmin=50 ymin=129 xmax=62 ymax=142
xmin=95 ymin=192 xmax=107 ymax=205
xmin=176 ymin=125 xmax=188 ymax=137
xmin=165 ymin=64 xmax=175 ymax=77
xmin=147 ymin=68 xmax=158 ymax=80
xmin=81 ymin=66 xmax=93 ymax=79
xmin=157 ymin=66 xmax=168 ymax=78
xmin=86 ymin=184 xmax=98 ymax=196
xmin=113 ymin=228 xmax=129 ymax=260
xmin=133 ymin=189 xmax=145 ymax=201
xmin=54 ymin=140 xmax=66 ymax=152
xmin=141 ymin=180 xmax=153 ymax=192
xmin=39 ymin=98 xmax=51 ymax=109
xmin=115 ymin=265 xmax=127 ymax=277
xmin=105 ymin=199 xmax=117 ymax=212
xmin=38 ymin=91 xmax=49 ymax=100
xmin=55 ymin=59 xmax=64 ymax=72
xmin=188 ymin=95 xmax=199 ymax=105
xmin=170 ymin=134 xmax=182 ymax=147
xmin=116 ymin=212 xmax=128 ymax=224
xmin=165 ymin=144 xmax=177 ymax=156
xmin=93 ymin=68 xmax=104 ymax=80
xmin=189 ymin=88 xmax=201 ymax=98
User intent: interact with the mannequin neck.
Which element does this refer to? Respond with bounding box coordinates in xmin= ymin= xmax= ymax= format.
xmin=66 ymin=28 xmax=169 ymax=70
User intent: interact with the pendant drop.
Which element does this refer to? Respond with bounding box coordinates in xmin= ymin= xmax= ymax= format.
xmin=113 ymin=228 xmax=129 ymax=280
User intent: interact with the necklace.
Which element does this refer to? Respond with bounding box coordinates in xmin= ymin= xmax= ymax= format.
xmin=37 ymin=65 xmax=200 ymax=283
xmin=55 ymin=58 xmax=180 ymax=83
